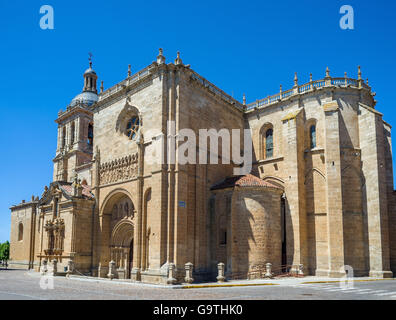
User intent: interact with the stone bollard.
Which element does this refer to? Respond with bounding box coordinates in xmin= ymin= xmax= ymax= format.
xmin=67 ymin=260 xmax=74 ymax=277
xmin=107 ymin=260 xmax=116 ymax=280
xmin=167 ymin=263 xmax=177 ymax=285
xmin=265 ymin=263 xmax=273 ymax=278
xmin=298 ymin=264 xmax=304 ymax=276
xmin=184 ymin=262 xmax=194 ymax=284
xmin=216 ymin=262 xmax=225 ymax=282
xmin=41 ymin=259 xmax=48 ymax=275
xmin=50 ymin=259 xmax=58 ymax=276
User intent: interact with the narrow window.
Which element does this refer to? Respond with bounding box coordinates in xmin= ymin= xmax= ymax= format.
xmin=70 ymin=122 xmax=75 ymax=145
xmin=265 ymin=129 xmax=273 ymax=158
xmin=62 ymin=127 xmax=66 ymax=148
xmin=209 ymin=197 xmax=215 ymax=218
xmin=220 ymin=229 xmax=227 ymax=245
xmin=310 ymin=125 xmax=316 ymax=149
xmin=18 ymin=223 xmax=23 ymax=241
xmin=88 ymin=123 xmax=93 ymax=146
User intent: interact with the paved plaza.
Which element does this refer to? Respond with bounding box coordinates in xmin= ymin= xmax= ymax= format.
xmin=0 ymin=269 xmax=395 ymax=300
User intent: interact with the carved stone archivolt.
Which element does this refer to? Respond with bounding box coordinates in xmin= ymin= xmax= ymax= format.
xmin=99 ymin=153 xmax=139 ymax=185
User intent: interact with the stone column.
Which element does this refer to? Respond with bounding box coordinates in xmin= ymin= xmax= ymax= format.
xmin=281 ymin=109 xmax=308 ymax=269
xmin=322 ymin=101 xmax=345 ymax=277
xmin=98 ymin=209 xmax=112 ymax=278
xmin=75 ymin=118 xmax=81 ymax=144
xmin=166 ymin=69 xmax=176 ymax=265
xmin=56 ymin=126 xmax=62 ymax=152
xmin=130 ymin=135 xmax=145 ymax=281
xmin=358 ymin=103 xmax=393 ymax=278
xmin=65 ymin=122 xmax=70 ymax=149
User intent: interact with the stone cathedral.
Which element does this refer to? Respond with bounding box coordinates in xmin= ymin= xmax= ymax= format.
xmin=9 ymin=49 xmax=396 ymax=283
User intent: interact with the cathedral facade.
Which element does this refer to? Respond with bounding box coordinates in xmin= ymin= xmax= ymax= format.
xmin=9 ymin=49 xmax=396 ymax=283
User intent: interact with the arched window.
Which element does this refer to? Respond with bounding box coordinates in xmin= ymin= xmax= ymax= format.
xmin=126 ymin=116 xmax=140 ymax=140
xmin=219 ymin=215 xmax=227 ymax=245
xmin=310 ymin=125 xmax=316 ymax=149
xmin=265 ymin=129 xmax=274 ymax=158
xmin=88 ymin=123 xmax=93 ymax=146
xmin=18 ymin=223 xmax=23 ymax=241
xmin=70 ymin=122 xmax=75 ymax=145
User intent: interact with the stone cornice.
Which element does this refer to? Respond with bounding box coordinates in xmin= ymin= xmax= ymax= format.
xmin=10 ymin=201 xmax=38 ymax=211
xmin=281 ymin=109 xmax=302 ymax=121
xmin=92 ymin=62 xmax=244 ymax=115
xmin=245 ymin=80 xmax=374 ymax=116
xmin=53 ymin=149 xmax=93 ymax=163
xmin=256 ymin=156 xmax=284 ymax=165
xmin=383 ymin=120 xmax=392 ymax=129
xmin=358 ymin=102 xmax=383 ymax=117
xmin=323 ymin=101 xmax=339 ymax=112
xmin=56 ymin=105 xmax=93 ymax=124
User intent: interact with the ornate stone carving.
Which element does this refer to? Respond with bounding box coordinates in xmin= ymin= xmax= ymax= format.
xmin=44 ymin=218 xmax=65 ymax=256
xmin=99 ymin=153 xmax=139 ymax=185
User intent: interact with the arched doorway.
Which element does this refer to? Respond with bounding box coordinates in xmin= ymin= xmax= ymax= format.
xmin=101 ymin=190 xmax=136 ymax=280
xmin=110 ymin=221 xmax=134 ymax=279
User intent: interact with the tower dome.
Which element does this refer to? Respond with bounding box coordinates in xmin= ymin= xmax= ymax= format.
xmin=70 ymin=57 xmax=98 ymax=107
xmin=70 ymin=91 xmax=98 ymax=107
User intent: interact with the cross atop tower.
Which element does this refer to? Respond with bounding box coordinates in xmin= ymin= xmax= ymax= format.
xmin=88 ymin=52 xmax=93 ymax=68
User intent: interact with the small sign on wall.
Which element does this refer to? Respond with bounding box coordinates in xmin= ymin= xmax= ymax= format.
xmin=178 ymin=201 xmax=186 ymax=208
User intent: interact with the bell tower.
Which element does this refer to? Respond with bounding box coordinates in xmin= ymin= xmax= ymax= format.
xmin=53 ymin=57 xmax=98 ymax=183
xmin=83 ymin=53 xmax=98 ymax=93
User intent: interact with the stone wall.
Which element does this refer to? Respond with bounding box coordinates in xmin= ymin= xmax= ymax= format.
xmin=9 ymin=200 xmax=38 ymax=269
xmin=212 ymin=187 xmax=283 ymax=280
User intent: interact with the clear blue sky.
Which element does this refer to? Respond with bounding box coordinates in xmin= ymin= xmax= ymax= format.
xmin=0 ymin=0 xmax=395 ymax=242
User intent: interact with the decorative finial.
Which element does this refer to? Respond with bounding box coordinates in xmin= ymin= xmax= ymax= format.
xmin=100 ymin=80 xmax=104 ymax=93
xmin=243 ymin=93 xmax=246 ymax=105
xmin=157 ymin=48 xmax=166 ymax=64
xmin=309 ymin=73 xmax=313 ymax=82
xmin=88 ymin=52 xmax=93 ymax=68
xmin=344 ymin=72 xmax=347 ymax=78
xmin=325 ymin=66 xmax=330 ymax=78
xmin=280 ymin=84 xmax=283 ymax=93
xmin=366 ymin=78 xmax=369 ymax=86
xmin=174 ymin=51 xmax=183 ymax=65
xmin=358 ymin=66 xmax=362 ymax=80
xmin=128 ymin=64 xmax=131 ymax=77
xmin=294 ymin=72 xmax=298 ymax=86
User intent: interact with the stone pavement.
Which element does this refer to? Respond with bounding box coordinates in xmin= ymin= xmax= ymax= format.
xmin=0 ymin=269 xmax=395 ymax=300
